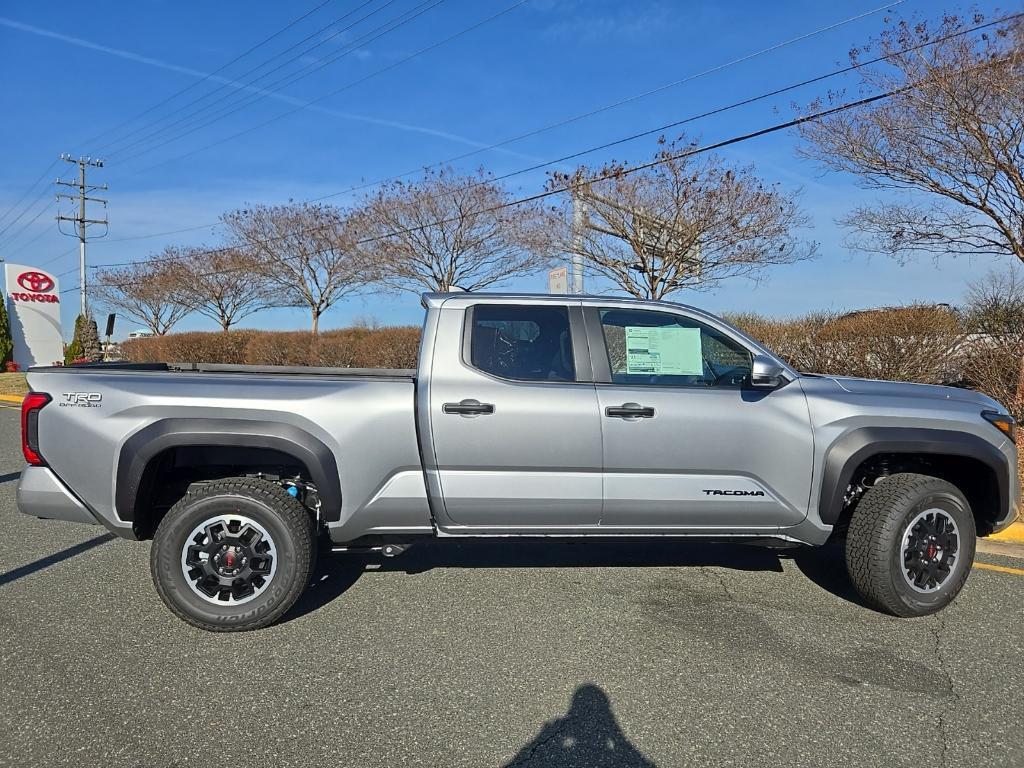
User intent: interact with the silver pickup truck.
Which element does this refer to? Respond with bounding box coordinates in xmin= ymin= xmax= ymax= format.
xmin=17 ymin=292 xmax=1020 ymax=630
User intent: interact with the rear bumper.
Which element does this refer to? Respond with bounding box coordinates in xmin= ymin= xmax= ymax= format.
xmin=16 ymin=466 xmax=100 ymax=526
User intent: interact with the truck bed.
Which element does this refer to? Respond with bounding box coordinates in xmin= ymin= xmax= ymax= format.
xmin=23 ymin=361 xmax=425 ymax=542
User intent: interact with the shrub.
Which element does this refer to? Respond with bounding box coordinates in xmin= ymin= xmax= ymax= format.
xmin=121 ymin=326 xmax=420 ymax=369
xmin=311 ymin=329 xmax=369 ymax=367
xmin=726 ymin=312 xmax=836 ymax=373
xmin=120 ymin=335 xmax=167 ymax=363
xmin=0 ymin=298 xmax=13 ymax=365
xmin=959 ymin=268 xmax=1024 ymax=420
xmin=65 ymin=314 xmax=103 ymax=365
xmin=352 ymin=327 xmax=420 ymax=368
xmin=243 ymin=331 xmax=318 ymax=367
xmin=173 ymin=330 xmax=256 ymax=364
xmin=729 ymin=305 xmax=965 ymax=384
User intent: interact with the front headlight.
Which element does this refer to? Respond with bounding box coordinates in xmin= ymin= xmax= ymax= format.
xmin=982 ymin=410 xmax=1016 ymax=442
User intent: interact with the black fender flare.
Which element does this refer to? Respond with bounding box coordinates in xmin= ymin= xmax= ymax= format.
xmin=115 ymin=418 xmax=342 ymax=523
xmin=818 ymin=426 xmax=1009 ymax=525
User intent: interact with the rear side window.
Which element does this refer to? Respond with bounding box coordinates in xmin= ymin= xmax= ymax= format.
xmin=598 ymin=308 xmax=751 ymax=387
xmin=469 ymin=305 xmax=575 ymax=382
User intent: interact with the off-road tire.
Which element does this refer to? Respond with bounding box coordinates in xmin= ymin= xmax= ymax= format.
xmin=151 ymin=477 xmax=316 ymax=632
xmin=845 ymin=472 xmax=975 ymax=617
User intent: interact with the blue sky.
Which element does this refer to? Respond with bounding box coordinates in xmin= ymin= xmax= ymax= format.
xmin=0 ymin=0 xmax=1012 ymax=337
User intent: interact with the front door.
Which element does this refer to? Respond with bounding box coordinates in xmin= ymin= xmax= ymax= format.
xmin=427 ymin=301 xmax=603 ymax=529
xmin=587 ymin=306 xmax=813 ymax=531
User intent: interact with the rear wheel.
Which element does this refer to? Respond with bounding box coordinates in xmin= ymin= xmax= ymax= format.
xmin=150 ymin=477 xmax=316 ymax=631
xmin=845 ymin=472 xmax=975 ymax=617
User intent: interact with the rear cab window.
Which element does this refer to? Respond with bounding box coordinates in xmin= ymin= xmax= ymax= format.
xmin=468 ymin=304 xmax=576 ymax=382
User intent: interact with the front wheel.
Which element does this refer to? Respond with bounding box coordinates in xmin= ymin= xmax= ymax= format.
xmin=151 ymin=477 xmax=316 ymax=631
xmin=845 ymin=472 xmax=975 ymax=617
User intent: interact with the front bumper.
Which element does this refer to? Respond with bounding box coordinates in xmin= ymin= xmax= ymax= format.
xmin=991 ymin=437 xmax=1021 ymax=534
xmin=16 ymin=466 xmax=100 ymax=526
xmin=991 ymin=503 xmax=1020 ymax=535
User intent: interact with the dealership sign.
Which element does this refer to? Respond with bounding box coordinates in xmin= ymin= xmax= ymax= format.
xmin=5 ymin=263 xmax=63 ymax=368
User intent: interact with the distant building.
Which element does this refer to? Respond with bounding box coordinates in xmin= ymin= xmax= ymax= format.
xmin=128 ymin=329 xmax=154 ymax=339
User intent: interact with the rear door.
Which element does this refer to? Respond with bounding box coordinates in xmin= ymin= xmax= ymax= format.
xmin=586 ymin=305 xmax=813 ymax=531
xmin=426 ymin=300 xmax=603 ymax=529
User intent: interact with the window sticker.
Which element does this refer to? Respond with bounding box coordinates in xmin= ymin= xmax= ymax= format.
xmin=624 ymin=326 xmax=703 ymax=375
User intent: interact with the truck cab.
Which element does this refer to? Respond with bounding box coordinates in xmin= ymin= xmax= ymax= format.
xmin=420 ymin=292 xmax=816 ymax=539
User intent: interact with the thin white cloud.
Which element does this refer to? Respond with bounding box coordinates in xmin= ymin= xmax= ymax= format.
xmin=0 ymin=16 xmax=537 ymax=161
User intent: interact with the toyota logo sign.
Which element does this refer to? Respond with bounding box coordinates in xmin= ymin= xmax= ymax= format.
xmin=4 ymin=261 xmax=64 ymax=369
xmin=17 ymin=271 xmax=54 ymax=293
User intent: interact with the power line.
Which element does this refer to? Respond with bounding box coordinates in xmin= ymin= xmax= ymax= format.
xmin=91 ymin=86 xmax=906 ymax=276
xmin=0 ymin=158 xmax=59 ymax=231
xmin=121 ymin=0 xmax=528 ymax=172
xmin=112 ymin=0 xmax=448 ymax=164
xmin=0 ymin=182 xmax=55 ymax=243
xmin=92 ymin=11 xmax=1017 ymax=264
xmin=91 ymin=0 xmax=378 ymax=155
xmin=438 ymin=0 xmax=906 ymax=172
xmin=105 ymin=223 xmax=221 ymax=243
xmin=36 ymin=245 xmax=80 ymax=269
xmin=81 ymin=0 xmax=338 ymax=154
xmin=100 ymin=0 xmax=905 ymax=228
xmin=0 ymin=196 xmax=54 ymax=251
xmin=103 ymin=0 xmax=407 ymax=159
xmin=0 ymin=201 xmax=55 ymax=255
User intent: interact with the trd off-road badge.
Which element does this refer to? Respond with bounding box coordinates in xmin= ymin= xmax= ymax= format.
xmin=60 ymin=392 xmax=102 ymax=408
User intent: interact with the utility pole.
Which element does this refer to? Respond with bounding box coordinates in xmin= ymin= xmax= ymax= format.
xmin=571 ymin=194 xmax=585 ymax=294
xmin=56 ymin=154 xmax=107 ymax=316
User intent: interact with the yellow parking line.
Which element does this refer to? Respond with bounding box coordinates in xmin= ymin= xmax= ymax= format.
xmin=0 ymin=394 xmax=23 ymax=404
xmin=975 ymin=562 xmax=1024 ymax=577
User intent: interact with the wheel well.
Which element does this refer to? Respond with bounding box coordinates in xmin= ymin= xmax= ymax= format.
xmin=838 ymin=452 xmax=1002 ymax=536
xmin=131 ymin=445 xmax=317 ymax=539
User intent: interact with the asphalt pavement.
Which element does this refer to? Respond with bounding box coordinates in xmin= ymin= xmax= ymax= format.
xmin=0 ymin=405 xmax=1022 ymax=768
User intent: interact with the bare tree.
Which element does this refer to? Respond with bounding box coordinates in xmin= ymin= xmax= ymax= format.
xmin=551 ymin=137 xmax=816 ymax=300
xmin=93 ymin=254 xmax=191 ymax=335
xmin=799 ymin=12 xmax=1024 ymax=262
xmin=352 ymin=167 xmax=555 ymax=293
xmin=167 ymin=246 xmax=274 ymax=331
xmin=222 ymin=203 xmax=372 ymax=333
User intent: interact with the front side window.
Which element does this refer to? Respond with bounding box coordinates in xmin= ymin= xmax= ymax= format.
xmin=469 ymin=305 xmax=575 ymax=382
xmin=598 ymin=308 xmax=751 ymax=387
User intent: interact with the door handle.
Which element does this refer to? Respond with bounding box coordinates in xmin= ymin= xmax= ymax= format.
xmin=605 ymin=403 xmax=655 ymax=419
xmin=443 ymin=399 xmax=495 ymax=416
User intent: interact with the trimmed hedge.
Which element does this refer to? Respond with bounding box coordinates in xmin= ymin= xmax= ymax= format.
xmin=121 ymin=327 xmax=421 ymax=369
xmin=726 ymin=306 xmax=965 ymax=385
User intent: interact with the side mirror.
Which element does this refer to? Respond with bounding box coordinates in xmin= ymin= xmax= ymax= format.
xmin=750 ymin=354 xmax=786 ymax=389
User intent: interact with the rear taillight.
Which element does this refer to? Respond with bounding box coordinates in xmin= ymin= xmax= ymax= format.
xmin=21 ymin=392 xmax=51 ymax=466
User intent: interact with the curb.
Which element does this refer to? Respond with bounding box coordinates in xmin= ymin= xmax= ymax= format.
xmin=987 ymin=519 xmax=1024 ymax=544
xmin=0 ymin=394 xmax=24 ymax=404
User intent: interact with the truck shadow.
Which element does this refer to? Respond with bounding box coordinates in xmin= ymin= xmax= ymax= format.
xmin=285 ymin=538 xmax=868 ymax=623
xmin=0 ymin=532 xmax=115 ymax=587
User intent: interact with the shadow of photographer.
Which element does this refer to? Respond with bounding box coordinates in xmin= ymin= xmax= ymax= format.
xmin=501 ymin=683 xmax=657 ymax=768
